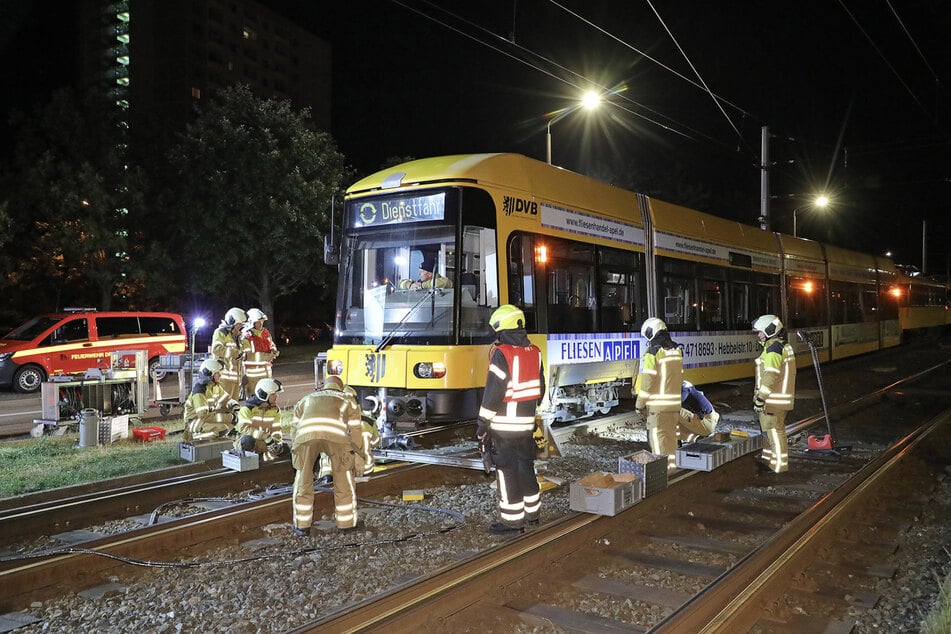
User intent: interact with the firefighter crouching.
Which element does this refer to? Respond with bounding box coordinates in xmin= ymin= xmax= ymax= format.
xmin=677 ymin=380 xmax=721 ymax=444
xmin=235 ymin=378 xmax=288 ymax=459
xmin=212 ymin=307 xmax=248 ymax=401
xmin=477 ymin=304 xmax=545 ymax=536
xmin=635 ymin=318 xmax=684 ymax=469
xmin=290 ymin=376 xmax=370 ymax=536
xmin=183 ymin=358 xmax=238 ymax=442
xmin=752 ymin=314 xmax=797 ymax=474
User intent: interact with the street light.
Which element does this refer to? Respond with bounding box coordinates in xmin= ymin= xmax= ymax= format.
xmin=546 ymin=91 xmax=601 ymax=165
xmin=793 ymin=195 xmax=829 ymax=238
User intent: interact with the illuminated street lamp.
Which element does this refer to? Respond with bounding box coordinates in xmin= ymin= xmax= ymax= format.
xmin=546 ymin=91 xmax=601 ymax=165
xmin=793 ymin=195 xmax=829 ymax=238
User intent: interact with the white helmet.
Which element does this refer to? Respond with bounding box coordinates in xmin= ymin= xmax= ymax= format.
xmin=247 ymin=308 xmax=267 ymax=323
xmin=199 ymin=358 xmax=224 ymax=377
xmin=223 ymin=307 xmax=247 ymax=327
xmin=752 ymin=314 xmax=783 ymax=338
xmin=640 ymin=317 xmax=667 ymax=342
xmin=254 ymin=378 xmax=283 ymax=400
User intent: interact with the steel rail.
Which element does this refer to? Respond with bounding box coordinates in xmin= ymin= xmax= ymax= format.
xmin=652 ymin=405 xmax=951 ymax=632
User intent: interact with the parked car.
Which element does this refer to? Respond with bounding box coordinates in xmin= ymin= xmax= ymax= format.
xmin=0 ymin=309 xmax=187 ymax=393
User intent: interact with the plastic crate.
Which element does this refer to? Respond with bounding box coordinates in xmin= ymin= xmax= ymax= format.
xmin=222 ymin=450 xmax=259 ymax=472
xmin=675 ymin=442 xmax=729 ymax=472
xmin=180 ymin=440 xmax=233 ymax=462
xmin=133 ymin=426 xmax=167 ymax=442
xmin=729 ymin=428 xmax=763 ymax=457
xmin=618 ymin=450 xmax=668 ymax=497
xmin=569 ymin=472 xmax=641 ymax=516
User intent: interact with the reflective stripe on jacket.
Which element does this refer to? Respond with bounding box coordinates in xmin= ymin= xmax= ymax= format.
xmin=754 ymin=339 xmax=796 ymax=410
xmin=637 ymin=345 xmax=683 ymax=411
xmin=479 ymin=343 xmax=544 ymax=433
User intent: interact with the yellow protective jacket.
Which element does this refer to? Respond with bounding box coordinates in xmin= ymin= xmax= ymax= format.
xmin=398 ymin=273 xmax=452 ymax=289
xmin=211 ymin=327 xmax=245 ymax=384
xmin=635 ymin=344 xmax=683 ymax=412
xmin=754 ymin=337 xmax=797 ymax=411
xmin=291 ymin=388 xmax=367 ymax=464
xmin=236 ymin=399 xmax=283 ymax=440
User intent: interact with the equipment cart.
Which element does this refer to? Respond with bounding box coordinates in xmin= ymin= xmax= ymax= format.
xmin=152 ymin=352 xmax=209 ymax=416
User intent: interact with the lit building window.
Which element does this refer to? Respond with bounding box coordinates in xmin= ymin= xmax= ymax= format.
xmin=191 ymin=87 xmax=201 ymax=99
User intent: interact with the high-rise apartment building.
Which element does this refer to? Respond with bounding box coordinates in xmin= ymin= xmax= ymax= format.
xmin=79 ymin=0 xmax=332 ymax=155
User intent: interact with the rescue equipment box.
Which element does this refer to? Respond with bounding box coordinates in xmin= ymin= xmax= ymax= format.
xmin=569 ymin=472 xmax=641 ymax=516
xmin=728 ymin=428 xmax=763 ymax=457
xmin=618 ymin=450 xmax=668 ymax=497
xmin=675 ymin=442 xmax=729 ymax=471
xmin=179 ymin=440 xmax=232 ymax=462
xmin=222 ymin=450 xmax=259 ymax=472
xmin=132 ymin=426 xmax=167 ymax=442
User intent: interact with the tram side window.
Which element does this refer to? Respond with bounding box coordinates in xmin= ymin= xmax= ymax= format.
xmin=460 ymin=225 xmax=498 ymax=343
xmin=787 ymin=277 xmax=827 ymax=328
xmin=751 ymin=272 xmax=780 ymax=321
xmin=598 ymin=247 xmax=644 ymax=332
xmin=660 ymin=258 xmax=696 ymax=330
xmin=878 ymin=283 xmax=899 ymax=320
xmin=830 ymin=281 xmax=863 ymax=323
xmin=860 ymin=284 xmax=878 ymax=321
xmin=697 ymin=264 xmax=728 ymax=330
xmin=546 ymin=238 xmax=596 ymax=334
xmin=731 ymin=281 xmax=750 ymax=328
xmin=507 ymin=234 xmax=537 ymax=331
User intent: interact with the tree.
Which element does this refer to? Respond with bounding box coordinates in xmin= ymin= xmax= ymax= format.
xmin=1 ymin=89 xmax=148 ymax=313
xmin=165 ymin=85 xmax=349 ymax=322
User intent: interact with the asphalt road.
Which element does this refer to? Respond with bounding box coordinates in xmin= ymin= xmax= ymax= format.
xmin=0 ymin=361 xmax=320 ymax=438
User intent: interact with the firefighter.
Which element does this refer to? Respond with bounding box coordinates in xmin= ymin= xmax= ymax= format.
xmin=752 ymin=314 xmax=797 ymax=473
xmin=211 ymin=307 xmax=247 ymax=401
xmin=183 ymin=358 xmax=237 ymax=441
xmin=243 ymin=308 xmax=279 ymax=380
xmin=235 ymin=378 xmax=287 ymax=459
xmin=314 ymin=386 xmax=379 ymax=485
xmin=635 ymin=318 xmax=684 ymax=469
xmin=477 ymin=304 xmax=545 ymax=535
xmin=398 ymin=254 xmax=452 ymax=290
xmin=677 ymin=380 xmax=720 ymax=444
xmin=289 ymin=376 xmax=369 ymax=535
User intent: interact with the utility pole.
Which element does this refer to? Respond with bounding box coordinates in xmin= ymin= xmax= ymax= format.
xmin=759 ymin=126 xmax=769 ymax=230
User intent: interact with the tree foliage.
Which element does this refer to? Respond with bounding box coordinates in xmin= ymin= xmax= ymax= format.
xmin=165 ymin=85 xmax=349 ymax=322
xmin=1 ymin=89 xmax=148 ymax=313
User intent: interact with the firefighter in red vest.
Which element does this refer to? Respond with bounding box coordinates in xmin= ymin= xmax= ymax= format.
xmin=477 ymin=304 xmax=546 ymax=535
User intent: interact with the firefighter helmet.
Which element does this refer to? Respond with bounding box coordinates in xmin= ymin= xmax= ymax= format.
xmin=247 ymin=308 xmax=267 ymax=323
xmin=323 ymin=376 xmax=344 ymax=391
xmin=254 ymin=378 xmax=283 ymax=400
xmin=199 ymin=358 xmax=224 ymax=377
xmin=223 ymin=307 xmax=247 ymax=327
xmin=752 ymin=314 xmax=783 ymax=338
xmin=640 ymin=317 xmax=667 ymax=342
xmin=489 ymin=304 xmax=525 ymax=332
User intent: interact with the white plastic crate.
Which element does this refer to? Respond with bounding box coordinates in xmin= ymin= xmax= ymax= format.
xmin=222 ymin=450 xmax=259 ymax=472
xmin=569 ymin=472 xmax=641 ymax=516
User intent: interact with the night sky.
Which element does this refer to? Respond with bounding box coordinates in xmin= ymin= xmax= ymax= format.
xmin=2 ymin=0 xmax=949 ymax=273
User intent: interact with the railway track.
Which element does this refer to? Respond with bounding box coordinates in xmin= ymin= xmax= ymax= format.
xmin=295 ymin=407 xmax=951 ymax=633
xmin=0 ymin=353 xmax=948 ymax=630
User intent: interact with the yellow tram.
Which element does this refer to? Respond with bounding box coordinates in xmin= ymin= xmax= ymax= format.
xmin=322 ymin=154 xmax=948 ymax=431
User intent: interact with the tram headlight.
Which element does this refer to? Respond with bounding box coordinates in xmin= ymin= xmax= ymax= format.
xmin=327 ymin=359 xmax=344 ymax=375
xmin=414 ymin=362 xmax=446 ymax=379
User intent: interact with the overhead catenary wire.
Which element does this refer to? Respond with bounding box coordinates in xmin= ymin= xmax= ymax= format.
xmin=392 ymin=0 xmax=745 ymax=152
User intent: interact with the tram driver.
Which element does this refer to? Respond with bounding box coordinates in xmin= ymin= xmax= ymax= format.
xmin=398 ymin=253 xmax=452 ymax=291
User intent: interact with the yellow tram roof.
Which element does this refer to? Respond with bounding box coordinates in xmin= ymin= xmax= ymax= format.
xmin=347 ymin=153 xmax=641 ymax=223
